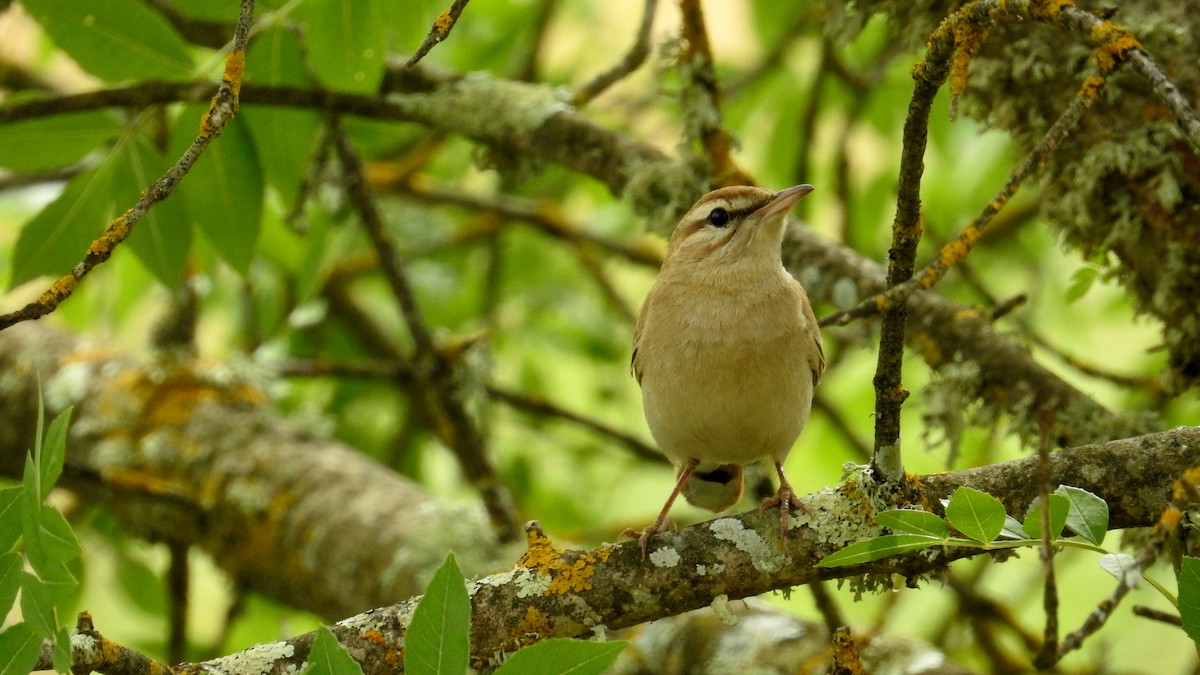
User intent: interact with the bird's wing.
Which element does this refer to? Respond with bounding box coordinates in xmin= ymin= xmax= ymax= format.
xmin=631 ymin=294 xmax=652 ymax=386
xmin=797 ymin=282 xmax=826 ymax=387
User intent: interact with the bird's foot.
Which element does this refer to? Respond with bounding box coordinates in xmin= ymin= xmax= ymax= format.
xmin=759 ymin=486 xmax=811 ymax=544
xmin=620 ymin=518 xmax=675 ymax=559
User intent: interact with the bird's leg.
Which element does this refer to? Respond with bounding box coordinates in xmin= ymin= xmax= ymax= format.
xmin=759 ymin=460 xmax=811 ymax=544
xmin=621 ymin=458 xmax=698 ymax=558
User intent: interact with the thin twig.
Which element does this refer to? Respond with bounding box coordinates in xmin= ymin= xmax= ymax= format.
xmin=573 ymin=0 xmax=659 ymax=106
xmin=1033 ymin=407 xmax=1059 ymax=669
xmin=513 ymin=0 xmax=560 ymax=82
xmin=392 ymin=176 xmax=662 ymax=267
xmin=405 ymin=0 xmax=472 ymax=69
xmin=277 ymin=356 xmax=665 ymax=465
xmin=329 ymin=116 xmax=521 ymax=542
xmin=1131 ymin=605 xmax=1183 ymax=626
xmin=0 ymin=0 xmax=256 ymax=332
xmin=677 ymin=0 xmax=752 ymax=187
xmin=822 ymin=74 xmax=1106 ymax=328
xmin=167 ymin=541 xmax=190 ymax=665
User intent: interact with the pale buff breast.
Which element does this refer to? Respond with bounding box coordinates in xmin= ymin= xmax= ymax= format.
xmin=637 ymin=279 xmax=817 ymax=468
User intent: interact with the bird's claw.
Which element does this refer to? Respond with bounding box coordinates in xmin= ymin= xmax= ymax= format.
xmin=759 ymin=486 xmax=811 ymax=544
xmin=620 ymin=518 xmax=675 ymax=559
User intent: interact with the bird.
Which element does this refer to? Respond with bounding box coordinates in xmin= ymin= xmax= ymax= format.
xmin=624 ymin=184 xmax=825 ymax=557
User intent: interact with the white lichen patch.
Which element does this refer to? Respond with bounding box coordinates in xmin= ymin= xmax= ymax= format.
xmin=648 ymin=547 xmax=681 ymax=568
xmin=830 ymin=277 xmax=860 ymax=309
xmin=337 ymin=605 xmax=412 ymax=633
xmin=204 ymin=641 xmax=295 ymax=675
xmin=45 ymin=360 xmax=94 ymax=410
xmin=225 ymin=476 xmax=272 ymax=514
xmin=710 ymin=593 xmax=737 ymax=626
xmin=70 ymin=632 xmax=100 ymax=662
xmin=388 ymin=72 xmax=571 ymax=143
xmin=695 ymin=562 xmax=725 ymax=576
xmin=708 ymin=518 xmax=788 ymax=574
xmin=514 ymin=569 xmax=552 ymax=598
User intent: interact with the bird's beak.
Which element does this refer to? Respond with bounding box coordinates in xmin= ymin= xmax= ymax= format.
xmin=756 ymin=184 xmax=814 ymax=220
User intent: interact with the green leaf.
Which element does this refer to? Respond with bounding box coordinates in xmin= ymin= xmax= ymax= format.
xmin=10 ymin=160 xmax=118 ymax=288
xmin=1180 ymin=556 xmax=1200 ymax=647
xmin=494 ymin=639 xmax=626 ymax=675
xmin=21 ymin=0 xmax=193 ymax=82
xmin=112 ymin=130 xmax=192 ymax=286
xmin=0 ymin=488 xmax=21 ymax=553
xmin=23 ymin=504 xmax=82 ymax=578
xmin=816 ymin=534 xmax=942 ymax=568
xmin=52 ymin=627 xmax=73 ymax=675
xmin=296 ymin=0 xmax=386 ymax=93
xmin=20 ymin=573 xmax=57 ymax=640
xmin=0 ymin=623 xmax=42 ymax=675
xmin=1098 ymin=552 xmax=1139 ymax=584
xmin=1022 ymin=493 xmax=1070 ymax=541
xmin=304 ymin=626 xmax=364 ymax=675
xmin=874 ymin=510 xmax=949 ymax=538
xmin=1065 ymin=266 xmax=1099 ymax=304
xmin=39 ymin=407 xmax=72 ymax=497
xmin=244 ymin=27 xmax=320 ymax=206
xmin=999 ymin=515 xmax=1029 ymax=540
xmin=406 ymin=553 xmax=471 ymax=675
xmin=0 ymin=111 xmax=123 ymax=171
xmin=944 ymin=487 xmax=1006 ymax=544
xmin=0 ymin=553 xmax=21 ymax=613
xmin=174 ymin=111 xmax=264 ymax=274
xmin=1056 ymin=485 xmax=1109 ymax=545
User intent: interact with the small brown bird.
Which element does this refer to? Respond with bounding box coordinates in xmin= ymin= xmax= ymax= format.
xmin=626 ymin=185 xmax=825 ymax=557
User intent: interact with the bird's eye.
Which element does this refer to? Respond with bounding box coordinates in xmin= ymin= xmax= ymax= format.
xmin=707 ymin=208 xmax=730 ymax=227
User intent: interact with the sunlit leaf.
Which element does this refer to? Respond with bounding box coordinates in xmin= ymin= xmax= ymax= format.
xmin=815 ymin=535 xmax=940 ymax=568
xmin=406 ymin=553 xmax=470 ymax=675
xmin=305 ymin=625 xmax=364 ymax=675
xmin=944 ymin=487 xmax=1006 ymax=544
xmin=1056 ymin=485 xmax=1109 ymax=545
xmin=494 ymin=639 xmax=626 ymax=675
xmin=20 ymin=0 xmax=193 ymax=82
xmin=0 ymin=111 xmax=122 ymax=171
xmin=874 ymin=510 xmax=949 ymax=538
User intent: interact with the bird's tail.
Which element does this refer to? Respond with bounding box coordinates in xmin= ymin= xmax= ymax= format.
xmin=681 ymin=463 xmax=743 ymax=512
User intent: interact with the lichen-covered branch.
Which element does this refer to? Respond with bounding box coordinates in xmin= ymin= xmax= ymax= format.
xmin=0 ymin=324 xmax=515 ymax=620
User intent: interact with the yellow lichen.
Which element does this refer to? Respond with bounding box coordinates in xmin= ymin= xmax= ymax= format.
xmin=1030 ymin=0 xmax=1074 ymax=20
xmin=513 ymin=606 xmax=550 ymax=636
xmin=517 ymin=528 xmax=614 ymax=595
xmin=1079 ymin=75 xmax=1107 ymax=103
xmin=1090 ymin=22 xmax=1142 ymax=73
xmin=38 ymin=274 xmax=78 ymax=303
xmin=223 ymin=49 xmax=246 ymax=98
xmin=910 ymin=332 xmax=944 ymax=366
xmin=434 ymin=10 xmax=454 ymax=37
